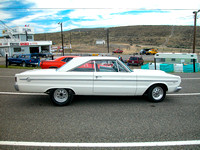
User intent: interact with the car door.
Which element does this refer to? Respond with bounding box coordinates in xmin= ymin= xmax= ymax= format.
xmin=13 ymin=55 xmax=21 ymax=64
xmin=93 ymin=60 xmax=137 ymax=95
xmin=68 ymin=61 xmax=94 ymax=95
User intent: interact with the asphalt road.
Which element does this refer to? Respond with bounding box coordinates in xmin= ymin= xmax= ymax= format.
xmin=0 ymin=68 xmax=200 ymax=149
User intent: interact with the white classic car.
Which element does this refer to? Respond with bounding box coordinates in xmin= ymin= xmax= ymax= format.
xmin=15 ymin=57 xmax=182 ymax=106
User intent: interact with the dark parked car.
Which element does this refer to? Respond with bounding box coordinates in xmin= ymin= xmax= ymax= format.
xmin=127 ymin=56 xmax=144 ymax=66
xmin=8 ymin=53 xmax=40 ymax=67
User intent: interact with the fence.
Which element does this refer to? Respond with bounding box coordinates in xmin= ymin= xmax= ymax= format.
xmin=141 ymin=63 xmax=200 ymax=73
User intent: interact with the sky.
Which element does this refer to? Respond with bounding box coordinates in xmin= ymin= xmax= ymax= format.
xmin=0 ymin=0 xmax=200 ymax=36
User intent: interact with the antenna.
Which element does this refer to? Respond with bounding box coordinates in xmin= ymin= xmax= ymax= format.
xmin=0 ymin=20 xmax=15 ymax=39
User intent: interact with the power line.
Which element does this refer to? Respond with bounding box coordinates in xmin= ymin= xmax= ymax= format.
xmin=1 ymin=8 xmax=199 ymax=10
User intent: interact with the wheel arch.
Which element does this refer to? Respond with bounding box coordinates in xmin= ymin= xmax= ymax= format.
xmin=144 ymin=83 xmax=168 ymax=95
xmin=45 ymin=88 xmax=76 ymax=95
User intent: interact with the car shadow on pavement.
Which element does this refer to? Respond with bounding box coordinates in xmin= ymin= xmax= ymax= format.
xmin=72 ymin=95 xmax=148 ymax=106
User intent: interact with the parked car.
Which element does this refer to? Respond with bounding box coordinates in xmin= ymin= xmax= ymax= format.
xmin=146 ymin=49 xmax=158 ymax=55
xmin=40 ymin=56 xmax=79 ymax=69
xmin=38 ymin=52 xmax=53 ymax=58
xmin=140 ymin=49 xmax=151 ymax=55
xmin=127 ymin=56 xmax=144 ymax=66
xmin=113 ymin=48 xmax=123 ymax=53
xmin=15 ymin=56 xmax=182 ymax=106
xmin=8 ymin=53 xmax=40 ymax=67
xmin=140 ymin=48 xmax=158 ymax=55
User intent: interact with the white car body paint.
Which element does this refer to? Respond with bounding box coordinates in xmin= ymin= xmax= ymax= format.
xmin=14 ymin=57 xmax=181 ymax=97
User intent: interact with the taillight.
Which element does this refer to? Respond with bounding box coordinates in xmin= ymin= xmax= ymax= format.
xmin=40 ymin=61 xmax=43 ymax=66
xmin=30 ymin=60 xmax=31 ymax=62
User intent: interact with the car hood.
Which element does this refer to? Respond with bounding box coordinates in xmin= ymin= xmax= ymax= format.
xmin=133 ymin=69 xmax=181 ymax=82
xmin=133 ymin=69 xmax=167 ymax=75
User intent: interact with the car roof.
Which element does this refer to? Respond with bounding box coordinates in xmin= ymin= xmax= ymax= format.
xmin=57 ymin=56 xmax=118 ymax=72
xmin=55 ymin=55 xmax=79 ymax=61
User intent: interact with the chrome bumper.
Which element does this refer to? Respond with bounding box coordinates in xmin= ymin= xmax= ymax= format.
xmin=14 ymin=84 xmax=19 ymax=91
xmin=175 ymin=87 xmax=182 ymax=92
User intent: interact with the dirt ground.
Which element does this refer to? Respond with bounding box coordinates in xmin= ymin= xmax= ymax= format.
xmin=63 ymin=44 xmax=200 ymax=55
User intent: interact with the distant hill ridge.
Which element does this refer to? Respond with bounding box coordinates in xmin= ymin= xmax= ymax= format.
xmin=34 ymin=25 xmax=200 ymax=49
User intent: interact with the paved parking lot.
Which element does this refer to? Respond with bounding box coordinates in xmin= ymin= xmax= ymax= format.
xmin=0 ymin=68 xmax=200 ymax=149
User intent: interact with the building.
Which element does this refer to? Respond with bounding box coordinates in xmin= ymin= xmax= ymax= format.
xmin=0 ymin=26 xmax=52 ymax=57
xmin=96 ymin=39 xmax=105 ymax=45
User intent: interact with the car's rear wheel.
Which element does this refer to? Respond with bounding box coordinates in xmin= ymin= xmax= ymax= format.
xmin=50 ymin=88 xmax=74 ymax=106
xmin=147 ymin=85 xmax=166 ymax=102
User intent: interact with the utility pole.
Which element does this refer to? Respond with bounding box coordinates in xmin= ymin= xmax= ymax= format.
xmin=69 ymin=32 xmax=72 ymax=50
xmin=25 ymin=30 xmax=28 ymax=41
xmin=58 ymin=22 xmax=64 ymax=56
xmin=193 ymin=10 xmax=200 ymax=53
xmin=106 ymin=28 xmax=109 ymax=53
xmin=192 ymin=10 xmax=200 ymax=72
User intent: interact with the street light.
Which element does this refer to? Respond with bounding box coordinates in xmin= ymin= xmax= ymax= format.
xmin=58 ymin=22 xmax=64 ymax=56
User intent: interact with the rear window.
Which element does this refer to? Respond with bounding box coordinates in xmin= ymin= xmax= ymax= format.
xmin=130 ymin=57 xmax=138 ymax=60
xmin=62 ymin=57 xmax=73 ymax=62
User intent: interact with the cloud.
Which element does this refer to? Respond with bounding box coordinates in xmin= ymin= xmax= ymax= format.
xmin=69 ymin=9 xmax=195 ymax=28
xmin=0 ymin=0 xmax=200 ymax=36
xmin=0 ymin=10 xmax=13 ymax=21
xmin=23 ymin=0 xmax=200 ymax=9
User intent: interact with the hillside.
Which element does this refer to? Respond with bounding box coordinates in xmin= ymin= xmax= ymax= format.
xmin=34 ymin=25 xmax=200 ymax=54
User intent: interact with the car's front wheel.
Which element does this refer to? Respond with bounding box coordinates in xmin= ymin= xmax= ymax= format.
xmin=50 ymin=88 xmax=74 ymax=106
xmin=147 ymin=85 xmax=166 ymax=102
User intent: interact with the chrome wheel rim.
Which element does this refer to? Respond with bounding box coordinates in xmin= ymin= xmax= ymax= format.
xmin=54 ymin=89 xmax=68 ymax=103
xmin=152 ymin=87 xmax=164 ymax=101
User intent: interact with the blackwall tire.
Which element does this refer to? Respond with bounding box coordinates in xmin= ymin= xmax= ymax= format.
xmin=147 ymin=85 xmax=166 ymax=102
xmin=50 ymin=88 xmax=74 ymax=106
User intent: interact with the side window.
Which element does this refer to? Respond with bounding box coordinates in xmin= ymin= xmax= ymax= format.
xmin=25 ymin=55 xmax=30 ymax=59
xmin=117 ymin=62 xmax=127 ymax=72
xmin=95 ymin=60 xmax=118 ymax=72
xmin=62 ymin=57 xmax=73 ymax=62
xmin=95 ymin=60 xmax=128 ymax=72
xmin=71 ymin=61 xmax=95 ymax=72
xmin=171 ymin=58 xmax=176 ymax=62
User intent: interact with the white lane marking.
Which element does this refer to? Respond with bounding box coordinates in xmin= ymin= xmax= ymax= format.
xmin=1 ymin=92 xmax=200 ymax=96
xmin=168 ymin=93 xmax=200 ymax=96
xmin=182 ymin=78 xmax=200 ymax=80
xmin=0 ymin=92 xmax=47 ymax=95
xmin=0 ymin=76 xmax=14 ymax=78
xmin=0 ymin=140 xmax=200 ymax=147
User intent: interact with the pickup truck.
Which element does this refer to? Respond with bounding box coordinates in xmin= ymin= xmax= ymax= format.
xmin=8 ymin=54 xmax=40 ymax=67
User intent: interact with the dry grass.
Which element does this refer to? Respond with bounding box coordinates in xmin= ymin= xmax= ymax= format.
xmin=35 ymin=25 xmax=200 ymax=54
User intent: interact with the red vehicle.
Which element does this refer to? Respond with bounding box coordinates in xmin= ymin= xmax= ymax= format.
xmin=113 ymin=48 xmax=123 ymax=53
xmin=127 ymin=56 xmax=144 ymax=66
xmin=40 ymin=56 xmax=79 ymax=69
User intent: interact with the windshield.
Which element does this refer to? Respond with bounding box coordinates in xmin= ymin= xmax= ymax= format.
xmin=120 ymin=60 xmax=133 ymax=72
xmin=130 ymin=57 xmax=137 ymax=60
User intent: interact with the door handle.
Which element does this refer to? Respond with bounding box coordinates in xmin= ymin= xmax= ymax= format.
xmin=95 ymin=76 xmax=102 ymax=79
